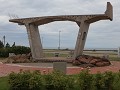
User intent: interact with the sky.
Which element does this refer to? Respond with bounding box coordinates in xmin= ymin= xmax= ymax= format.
xmin=0 ymin=0 xmax=120 ymax=49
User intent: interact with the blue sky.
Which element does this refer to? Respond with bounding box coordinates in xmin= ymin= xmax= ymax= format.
xmin=0 ymin=0 xmax=120 ymax=49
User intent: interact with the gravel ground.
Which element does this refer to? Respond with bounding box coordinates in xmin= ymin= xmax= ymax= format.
xmin=0 ymin=61 xmax=120 ymax=77
xmin=14 ymin=62 xmax=77 ymax=67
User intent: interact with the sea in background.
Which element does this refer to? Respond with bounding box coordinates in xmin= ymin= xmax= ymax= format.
xmin=43 ymin=47 xmax=118 ymax=51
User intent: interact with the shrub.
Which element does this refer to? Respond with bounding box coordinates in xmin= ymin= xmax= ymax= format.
xmin=9 ymin=70 xmax=44 ymax=90
xmin=94 ymin=72 xmax=105 ymax=90
xmin=9 ymin=70 xmax=75 ymax=90
xmin=45 ymin=70 xmax=75 ymax=90
xmin=0 ymin=46 xmax=31 ymax=58
xmin=11 ymin=46 xmax=30 ymax=55
xmin=0 ymin=48 xmax=9 ymax=57
xmin=77 ymin=70 xmax=94 ymax=90
xmin=103 ymin=71 xmax=115 ymax=90
xmin=112 ymin=71 xmax=120 ymax=90
xmin=8 ymin=70 xmax=120 ymax=90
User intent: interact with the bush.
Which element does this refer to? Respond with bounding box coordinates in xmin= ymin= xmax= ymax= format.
xmin=9 ymin=70 xmax=44 ymax=90
xmin=102 ymin=71 xmax=115 ymax=90
xmin=8 ymin=70 xmax=120 ymax=90
xmin=0 ymin=46 xmax=31 ymax=57
xmin=11 ymin=46 xmax=30 ymax=55
xmin=44 ymin=70 xmax=75 ymax=90
xmin=0 ymin=48 xmax=9 ymax=57
xmin=9 ymin=70 xmax=75 ymax=90
xmin=77 ymin=70 xmax=94 ymax=90
xmin=112 ymin=71 xmax=120 ymax=90
xmin=94 ymin=72 xmax=105 ymax=90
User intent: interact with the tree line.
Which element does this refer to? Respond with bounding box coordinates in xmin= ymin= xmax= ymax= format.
xmin=0 ymin=41 xmax=31 ymax=57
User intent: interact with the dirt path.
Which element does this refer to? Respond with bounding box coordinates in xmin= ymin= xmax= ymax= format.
xmin=0 ymin=61 xmax=120 ymax=77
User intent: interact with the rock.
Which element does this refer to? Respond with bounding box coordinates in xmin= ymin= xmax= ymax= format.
xmin=72 ymin=55 xmax=111 ymax=67
xmin=96 ymin=61 xmax=110 ymax=67
xmin=73 ymin=60 xmax=82 ymax=65
xmin=26 ymin=53 xmax=32 ymax=59
xmin=13 ymin=54 xmax=21 ymax=60
xmin=96 ymin=62 xmax=104 ymax=67
xmin=79 ymin=64 xmax=95 ymax=68
xmin=20 ymin=54 xmax=28 ymax=60
xmin=90 ymin=59 xmax=98 ymax=64
xmin=6 ymin=53 xmax=32 ymax=63
xmin=103 ymin=61 xmax=110 ymax=66
xmin=79 ymin=58 xmax=90 ymax=64
xmin=4 ymin=58 xmax=14 ymax=63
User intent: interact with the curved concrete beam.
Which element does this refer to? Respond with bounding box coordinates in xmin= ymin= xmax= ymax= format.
xmin=9 ymin=2 xmax=112 ymax=25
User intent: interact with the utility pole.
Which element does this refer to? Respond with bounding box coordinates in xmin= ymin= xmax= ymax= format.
xmin=3 ymin=36 xmax=5 ymax=47
xmin=41 ymin=37 xmax=43 ymax=47
xmin=58 ymin=31 xmax=61 ymax=50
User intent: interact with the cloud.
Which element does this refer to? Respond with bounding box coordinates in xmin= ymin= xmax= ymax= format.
xmin=0 ymin=0 xmax=119 ymax=48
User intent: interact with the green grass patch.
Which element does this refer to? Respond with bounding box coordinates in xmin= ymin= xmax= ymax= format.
xmin=109 ymin=57 xmax=120 ymax=61
xmin=44 ymin=53 xmax=68 ymax=57
xmin=44 ymin=53 xmax=54 ymax=57
xmin=0 ymin=76 xmax=9 ymax=90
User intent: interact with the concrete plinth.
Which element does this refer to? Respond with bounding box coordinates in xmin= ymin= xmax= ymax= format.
xmin=53 ymin=62 xmax=67 ymax=74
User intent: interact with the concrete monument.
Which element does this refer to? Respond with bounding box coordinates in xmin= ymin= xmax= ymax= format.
xmin=9 ymin=2 xmax=113 ymax=60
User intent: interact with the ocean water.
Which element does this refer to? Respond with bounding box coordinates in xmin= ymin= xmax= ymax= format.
xmin=43 ymin=47 xmax=118 ymax=50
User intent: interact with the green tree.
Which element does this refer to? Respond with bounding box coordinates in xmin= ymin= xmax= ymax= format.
xmin=5 ymin=42 xmax=10 ymax=48
xmin=11 ymin=46 xmax=31 ymax=54
xmin=0 ymin=40 xmax=4 ymax=48
xmin=12 ymin=42 xmax=15 ymax=47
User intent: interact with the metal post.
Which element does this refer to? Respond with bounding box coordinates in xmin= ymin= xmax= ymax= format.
xmin=118 ymin=47 xmax=120 ymax=57
xmin=3 ymin=36 xmax=5 ymax=47
xmin=58 ymin=31 xmax=61 ymax=49
xmin=41 ymin=37 xmax=43 ymax=47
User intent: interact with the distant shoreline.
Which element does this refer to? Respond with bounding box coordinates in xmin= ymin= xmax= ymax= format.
xmin=43 ymin=48 xmax=118 ymax=51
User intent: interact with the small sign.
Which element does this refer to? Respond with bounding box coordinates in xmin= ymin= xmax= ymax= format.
xmin=9 ymin=53 xmax=15 ymax=57
xmin=54 ymin=53 xmax=59 ymax=57
xmin=53 ymin=62 xmax=67 ymax=74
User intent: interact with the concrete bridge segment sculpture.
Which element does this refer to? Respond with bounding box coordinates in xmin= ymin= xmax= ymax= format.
xmin=9 ymin=2 xmax=113 ymax=60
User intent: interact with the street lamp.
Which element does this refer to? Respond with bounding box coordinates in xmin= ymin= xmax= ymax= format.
xmin=41 ymin=37 xmax=43 ymax=48
xmin=3 ymin=36 xmax=5 ymax=47
xmin=58 ymin=31 xmax=61 ymax=50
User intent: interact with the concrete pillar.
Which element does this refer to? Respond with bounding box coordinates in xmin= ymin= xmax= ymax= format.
xmin=25 ymin=24 xmax=43 ymax=60
xmin=118 ymin=47 xmax=120 ymax=57
xmin=74 ymin=22 xmax=90 ymax=58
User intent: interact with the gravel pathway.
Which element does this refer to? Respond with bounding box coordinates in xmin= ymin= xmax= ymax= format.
xmin=0 ymin=61 xmax=120 ymax=77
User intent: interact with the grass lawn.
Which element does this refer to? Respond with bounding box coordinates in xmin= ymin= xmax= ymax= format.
xmin=43 ymin=50 xmax=120 ymax=61
xmin=0 ymin=76 xmax=9 ymax=90
xmin=1 ymin=49 xmax=120 ymax=61
xmin=0 ymin=58 xmax=6 ymax=62
xmin=109 ymin=57 xmax=120 ymax=61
